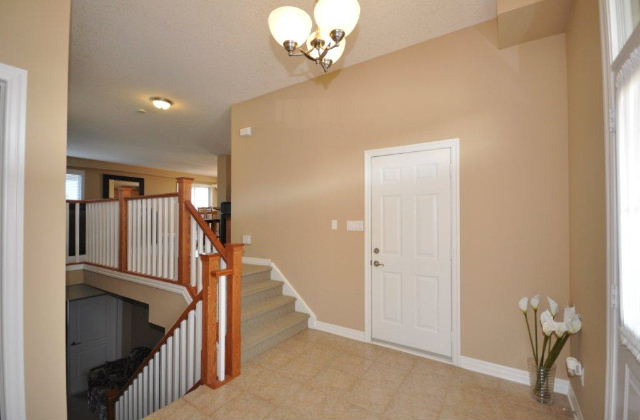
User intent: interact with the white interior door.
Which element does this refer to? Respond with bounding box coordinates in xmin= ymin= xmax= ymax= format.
xmin=67 ymin=294 xmax=119 ymax=395
xmin=370 ymin=147 xmax=454 ymax=357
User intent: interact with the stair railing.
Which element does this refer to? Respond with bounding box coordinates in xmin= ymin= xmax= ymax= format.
xmin=64 ymin=177 xmax=244 ymax=419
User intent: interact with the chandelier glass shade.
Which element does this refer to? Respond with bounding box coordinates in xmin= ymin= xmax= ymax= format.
xmin=268 ymin=0 xmax=360 ymax=72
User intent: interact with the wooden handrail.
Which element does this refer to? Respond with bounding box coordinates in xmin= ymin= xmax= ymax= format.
xmin=66 ymin=198 xmax=118 ymax=204
xmin=185 ymin=201 xmax=227 ymax=256
xmin=125 ymin=193 xmax=179 ymax=201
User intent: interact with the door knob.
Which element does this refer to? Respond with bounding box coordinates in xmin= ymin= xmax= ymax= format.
xmin=373 ymin=261 xmax=384 ymax=267
xmin=71 ymin=341 xmax=81 ymax=346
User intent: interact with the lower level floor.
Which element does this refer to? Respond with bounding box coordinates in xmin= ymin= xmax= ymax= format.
xmin=146 ymin=329 xmax=574 ymax=420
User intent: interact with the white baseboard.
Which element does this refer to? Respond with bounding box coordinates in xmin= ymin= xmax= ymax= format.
xmin=459 ymin=356 xmax=570 ymax=395
xmin=312 ymin=321 xmax=366 ymax=341
xmin=567 ymin=382 xmax=584 ymax=420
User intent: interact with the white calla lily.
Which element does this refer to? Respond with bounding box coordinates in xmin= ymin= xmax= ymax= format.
xmin=547 ymin=297 xmax=558 ymax=317
xmin=518 ymin=297 xmax=529 ymax=313
xmin=554 ymin=322 xmax=567 ymax=336
xmin=567 ymin=314 xmax=582 ymax=334
xmin=530 ymin=295 xmax=541 ymax=310
xmin=540 ymin=310 xmax=554 ymax=326
xmin=542 ymin=321 xmax=555 ymax=336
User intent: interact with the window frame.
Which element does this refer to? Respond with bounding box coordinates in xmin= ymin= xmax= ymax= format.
xmin=192 ymin=183 xmax=216 ymax=209
xmin=66 ymin=169 xmax=85 ymax=201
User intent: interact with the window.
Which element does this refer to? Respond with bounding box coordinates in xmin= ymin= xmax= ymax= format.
xmin=192 ymin=184 xmax=215 ymax=209
xmin=66 ymin=170 xmax=84 ymax=200
xmin=610 ymin=0 xmax=640 ymax=357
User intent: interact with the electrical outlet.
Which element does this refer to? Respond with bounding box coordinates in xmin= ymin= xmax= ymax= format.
xmin=331 ymin=219 xmax=338 ymax=230
xmin=242 ymin=234 xmax=252 ymax=245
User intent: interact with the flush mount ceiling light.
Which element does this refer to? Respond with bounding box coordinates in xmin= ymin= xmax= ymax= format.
xmin=268 ymin=0 xmax=360 ymax=73
xmin=150 ymin=97 xmax=173 ymax=110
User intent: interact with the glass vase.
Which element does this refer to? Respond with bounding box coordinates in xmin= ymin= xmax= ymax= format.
xmin=528 ymin=358 xmax=556 ymax=404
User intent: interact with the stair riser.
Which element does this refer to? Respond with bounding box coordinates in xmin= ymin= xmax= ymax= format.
xmin=242 ymin=301 xmax=296 ymax=334
xmin=242 ymin=318 xmax=308 ymax=361
xmin=242 ymin=286 xmax=283 ymax=309
xmin=242 ymin=270 xmax=271 ymax=285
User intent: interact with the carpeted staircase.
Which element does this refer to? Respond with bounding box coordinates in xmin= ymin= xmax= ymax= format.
xmin=241 ymin=264 xmax=309 ymax=361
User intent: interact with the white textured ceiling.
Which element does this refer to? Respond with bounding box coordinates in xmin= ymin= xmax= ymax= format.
xmin=68 ymin=0 xmax=496 ymax=176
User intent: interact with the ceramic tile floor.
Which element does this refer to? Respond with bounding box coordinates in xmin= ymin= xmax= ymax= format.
xmin=146 ymin=329 xmax=575 ymax=420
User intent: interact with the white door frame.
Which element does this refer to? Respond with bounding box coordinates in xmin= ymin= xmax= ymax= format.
xmin=0 ymin=62 xmax=27 ymax=420
xmin=363 ymin=138 xmax=461 ymax=365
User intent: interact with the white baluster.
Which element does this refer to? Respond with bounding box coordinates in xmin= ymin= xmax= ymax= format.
xmin=158 ymin=198 xmax=164 ymax=279
xmin=151 ymin=199 xmax=157 ymax=277
xmin=128 ymin=200 xmax=133 ymax=270
xmin=153 ymin=354 xmax=160 ymax=412
xmin=166 ymin=337 xmax=173 ymax=406
xmin=180 ymin=318 xmax=187 ymax=395
xmin=169 ymin=198 xmax=175 ymax=280
xmin=195 ymin=302 xmax=202 ymax=382
xmin=190 ymin=219 xmax=197 ymax=288
xmin=141 ymin=199 xmax=147 ymax=274
xmin=160 ymin=343 xmax=167 ymax=408
xmin=114 ymin=202 xmax=119 ymax=268
xmin=142 ymin=367 xmax=148 ymax=418
xmin=218 ymin=275 xmax=227 ymax=382
xmin=75 ymin=202 xmax=80 ymax=262
xmin=163 ymin=198 xmax=169 ymax=278
xmin=173 ymin=327 xmax=181 ymax=400
xmin=186 ymin=310 xmax=195 ymax=390
xmin=132 ymin=379 xmax=138 ymax=420
xmin=136 ymin=200 xmax=142 ymax=272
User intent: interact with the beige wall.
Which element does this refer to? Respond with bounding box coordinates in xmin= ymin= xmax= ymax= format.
xmin=67 ymin=157 xmax=216 ymax=200
xmin=0 ymin=0 xmax=71 ymax=418
xmin=232 ymin=20 xmax=570 ymax=371
xmin=566 ymin=0 xmax=607 ymax=418
xmin=67 ymin=269 xmax=187 ymax=330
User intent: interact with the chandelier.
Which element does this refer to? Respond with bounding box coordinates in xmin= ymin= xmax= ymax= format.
xmin=268 ymin=0 xmax=360 ymax=72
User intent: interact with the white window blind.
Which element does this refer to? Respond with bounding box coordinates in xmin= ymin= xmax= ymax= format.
xmin=192 ymin=185 xmax=213 ymax=209
xmin=66 ymin=171 xmax=84 ymax=200
xmin=617 ymin=47 xmax=640 ymax=358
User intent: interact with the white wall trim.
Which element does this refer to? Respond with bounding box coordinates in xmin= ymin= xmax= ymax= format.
xmin=363 ymin=138 xmax=461 ymax=365
xmin=0 ymin=62 xmax=27 ymax=420
xmin=568 ymin=382 xmax=585 ymax=420
xmin=312 ymin=321 xmax=366 ymax=341
xmin=66 ymin=264 xmax=192 ymax=303
xmin=459 ymin=356 xmax=570 ymax=395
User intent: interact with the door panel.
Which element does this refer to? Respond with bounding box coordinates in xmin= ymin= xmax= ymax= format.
xmin=67 ymin=294 xmax=119 ymax=395
xmin=371 ymin=147 xmax=453 ymax=357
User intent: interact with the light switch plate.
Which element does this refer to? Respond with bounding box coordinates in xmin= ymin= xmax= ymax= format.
xmin=331 ymin=220 xmax=338 ymax=230
xmin=242 ymin=234 xmax=252 ymax=244
xmin=346 ymin=220 xmax=364 ymax=231
xmin=240 ymin=127 xmax=253 ymax=137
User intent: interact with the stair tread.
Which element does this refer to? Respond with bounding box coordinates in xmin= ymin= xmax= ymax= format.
xmin=242 ymin=295 xmax=296 ymax=321
xmin=242 ymin=280 xmax=283 ymax=297
xmin=242 ymin=264 xmax=271 ymax=277
xmin=243 ymin=311 xmax=309 ymax=349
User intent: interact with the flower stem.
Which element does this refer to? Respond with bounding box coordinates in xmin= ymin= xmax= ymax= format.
xmin=523 ymin=313 xmax=536 ymax=363
xmin=533 ymin=308 xmax=539 ymax=365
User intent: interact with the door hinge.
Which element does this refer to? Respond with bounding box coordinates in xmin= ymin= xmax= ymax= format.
xmin=611 ymin=281 xmax=618 ymax=310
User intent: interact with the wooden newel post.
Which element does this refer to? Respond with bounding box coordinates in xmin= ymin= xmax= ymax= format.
xmin=106 ymin=388 xmax=118 ymax=420
xmin=177 ymin=177 xmax=194 ymax=287
xmin=115 ymin=186 xmax=135 ymax=272
xmin=201 ymin=253 xmax=221 ymax=388
xmin=225 ymin=244 xmax=244 ymax=378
